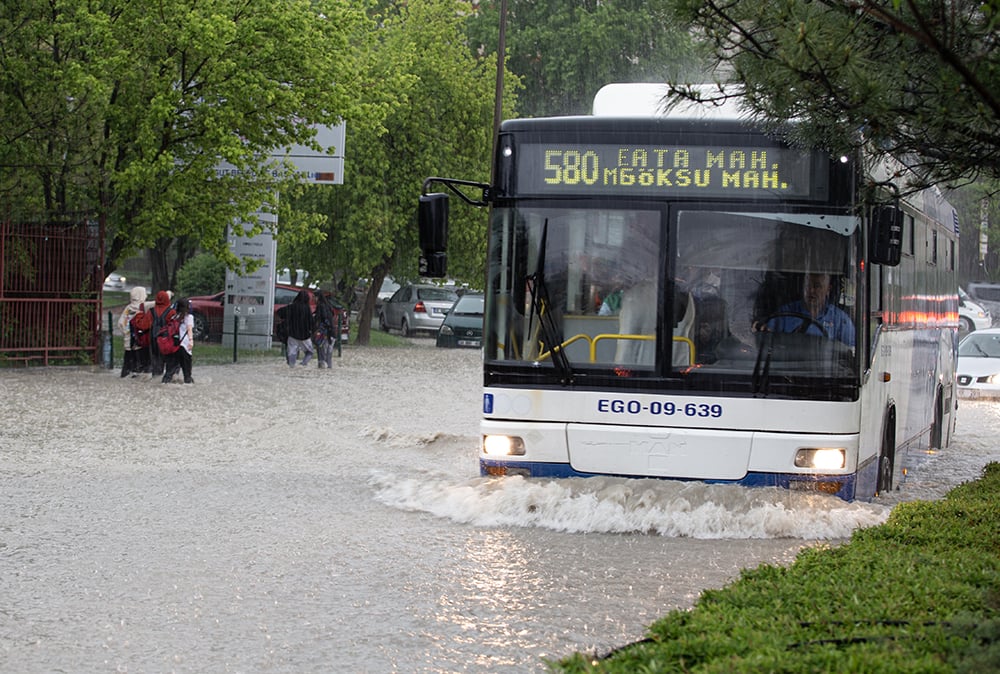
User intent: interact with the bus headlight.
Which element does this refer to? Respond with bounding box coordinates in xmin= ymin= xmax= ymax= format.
xmin=794 ymin=448 xmax=846 ymax=470
xmin=483 ymin=434 xmax=525 ymax=456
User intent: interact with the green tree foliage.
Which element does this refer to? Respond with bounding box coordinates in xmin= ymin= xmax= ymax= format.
xmin=949 ymin=182 xmax=1000 ymax=282
xmin=670 ymin=0 xmax=1000 ymax=189
xmin=466 ymin=0 xmax=701 ymax=117
xmin=294 ymin=0 xmax=514 ymax=344
xmin=175 ymin=252 xmax=227 ymax=297
xmin=0 ymin=0 xmax=370 ymax=290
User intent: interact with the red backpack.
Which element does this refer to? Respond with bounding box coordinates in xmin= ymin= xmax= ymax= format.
xmin=129 ymin=303 xmax=152 ymax=347
xmin=154 ymin=309 xmax=181 ymax=355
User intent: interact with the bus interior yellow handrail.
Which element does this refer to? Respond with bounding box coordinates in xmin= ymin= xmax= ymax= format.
xmin=535 ymin=333 xmax=695 ymax=364
xmin=536 ymin=333 xmax=593 ymax=362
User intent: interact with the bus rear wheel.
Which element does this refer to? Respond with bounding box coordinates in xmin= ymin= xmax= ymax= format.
xmin=930 ymin=391 xmax=944 ymax=450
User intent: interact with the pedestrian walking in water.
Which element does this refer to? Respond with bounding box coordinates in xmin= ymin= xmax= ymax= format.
xmin=276 ymin=289 xmax=314 ymax=367
xmin=313 ymin=292 xmax=336 ymax=369
xmin=162 ymin=298 xmax=195 ymax=384
xmin=117 ymin=286 xmax=151 ymax=377
xmin=148 ymin=290 xmax=175 ymax=378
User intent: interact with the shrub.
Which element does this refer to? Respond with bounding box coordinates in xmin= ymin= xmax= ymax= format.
xmin=176 ymin=253 xmax=226 ymax=297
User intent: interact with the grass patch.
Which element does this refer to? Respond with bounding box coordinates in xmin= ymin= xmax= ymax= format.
xmin=5 ymin=299 xmax=412 ymax=369
xmin=102 ymin=291 xmax=131 ymax=306
xmin=102 ymin=317 xmax=412 ymax=368
xmin=192 ymin=340 xmax=283 ymax=365
xmin=359 ymin=325 xmax=413 ymax=347
xmin=554 ymin=463 xmax=1000 ymax=673
xmin=105 ymin=335 xmax=282 ymax=366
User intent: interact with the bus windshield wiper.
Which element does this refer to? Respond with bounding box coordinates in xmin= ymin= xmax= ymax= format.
xmin=527 ymin=219 xmax=574 ymax=385
xmin=752 ymin=331 xmax=773 ymax=397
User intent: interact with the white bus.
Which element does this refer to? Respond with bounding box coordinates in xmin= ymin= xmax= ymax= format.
xmin=419 ymin=85 xmax=960 ymax=500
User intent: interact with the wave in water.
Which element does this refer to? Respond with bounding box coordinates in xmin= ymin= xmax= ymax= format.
xmin=360 ymin=426 xmax=471 ymax=450
xmin=369 ymin=471 xmax=890 ymax=540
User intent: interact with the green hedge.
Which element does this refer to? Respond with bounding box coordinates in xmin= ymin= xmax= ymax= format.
xmin=555 ymin=463 xmax=1000 ymax=673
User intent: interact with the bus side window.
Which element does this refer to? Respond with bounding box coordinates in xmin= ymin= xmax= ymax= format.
xmin=868 ymin=262 xmax=884 ymax=364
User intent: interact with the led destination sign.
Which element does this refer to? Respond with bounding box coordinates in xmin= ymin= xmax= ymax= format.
xmin=516 ymin=143 xmax=822 ymax=198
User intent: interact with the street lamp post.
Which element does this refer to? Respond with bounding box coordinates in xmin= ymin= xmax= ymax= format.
xmin=490 ymin=0 xmax=508 ymax=186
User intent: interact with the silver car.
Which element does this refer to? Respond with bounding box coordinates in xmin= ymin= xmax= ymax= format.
xmin=379 ymin=284 xmax=459 ymax=336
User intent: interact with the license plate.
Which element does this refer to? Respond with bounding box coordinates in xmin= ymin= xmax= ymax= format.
xmin=458 ymin=340 xmax=480 ymax=347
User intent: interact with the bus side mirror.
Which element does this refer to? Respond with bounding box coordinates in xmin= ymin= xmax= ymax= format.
xmin=870 ymin=206 xmax=902 ymax=267
xmin=418 ymin=193 xmax=449 ymax=278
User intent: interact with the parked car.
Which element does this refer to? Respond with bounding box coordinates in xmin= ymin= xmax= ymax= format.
xmin=103 ymin=273 xmax=127 ymax=291
xmin=187 ymin=284 xmax=349 ymax=343
xmin=275 ymin=267 xmax=317 ymax=288
xmin=379 ymin=283 xmax=459 ymax=336
xmin=436 ymin=293 xmax=484 ymax=348
xmin=378 ymin=277 xmax=401 ymax=306
xmin=956 ymin=328 xmax=1000 ymax=399
xmin=966 ymin=282 xmax=1000 ymax=326
xmin=355 ymin=276 xmax=401 ymax=313
xmin=959 ymin=287 xmax=991 ymax=333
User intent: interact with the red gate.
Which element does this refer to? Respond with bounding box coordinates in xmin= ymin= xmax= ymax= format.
xmin=1 ymin=215 xmax=104 ymax=366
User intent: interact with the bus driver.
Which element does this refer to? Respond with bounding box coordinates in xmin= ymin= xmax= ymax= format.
xmin=765 ymin=272 xmax=855 ymax=346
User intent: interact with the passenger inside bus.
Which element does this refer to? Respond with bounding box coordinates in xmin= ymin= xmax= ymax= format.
xmin=613 ymin=283 xmax=695 ymax=367
xmin=693 ymin=296 xmax=751 ymax=364
xmin=679 ymin=265 xmax=722 ymax=300
xmin=763 ymin=272 xmax=855 ymax=346
xmin=598 ymin=288 xmax=623 ymax=315
xmin=612 ymin=281 xmax=656 ymax=365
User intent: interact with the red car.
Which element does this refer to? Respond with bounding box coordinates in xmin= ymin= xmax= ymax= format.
xmin=187 ymin=284 xmax=349 ymax=343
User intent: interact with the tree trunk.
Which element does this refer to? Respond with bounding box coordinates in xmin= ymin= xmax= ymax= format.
xmin=148 ymin=236 xmax=198 ymax=297
xmin=355 ymin=258 xmax=393 ymax=346
xmin=148 ymin=240 xmax=171 ymax=296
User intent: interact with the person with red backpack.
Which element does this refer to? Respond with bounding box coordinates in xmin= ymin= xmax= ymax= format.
xmin=148 ymin=290 xmax=176 ymax=378
xmin=116 ymin=286 xmax=151 ymax=377
xmin=162 ymin=298 xmax=194 ymax=384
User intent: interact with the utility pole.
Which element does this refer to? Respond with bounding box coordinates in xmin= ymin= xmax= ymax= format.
xmin=490 ymin=0 xmax=508 ymax=186
xmin=981 ymin=197 xmax=990 ymax=279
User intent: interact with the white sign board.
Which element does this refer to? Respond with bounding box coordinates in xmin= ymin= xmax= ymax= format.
xmin=224 ymin=214 xmax=277 ymax=350
xmin=216 ymin=123 xmax=345 ymax=349
xmin=276 ymin=123 xmax=346 ymax=185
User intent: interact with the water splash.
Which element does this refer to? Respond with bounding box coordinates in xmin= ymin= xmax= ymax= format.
xmin=370 ymin=471 xmax=889 ymax=540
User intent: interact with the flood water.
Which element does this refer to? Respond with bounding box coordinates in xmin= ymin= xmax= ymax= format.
xmin=1 ymin=343 xmax=997 ymax=673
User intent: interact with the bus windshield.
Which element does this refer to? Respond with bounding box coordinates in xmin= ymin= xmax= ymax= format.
xmin=485 ymin=203 xmax=860 ymax=386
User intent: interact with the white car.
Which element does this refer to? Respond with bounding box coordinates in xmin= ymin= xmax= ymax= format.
xmin=966 ymin=282 xmax=1000 ymax=326
xmin=103 ymin=273 xmax=127 ymax=291
xmin=276 ymin=267 xmax=318 ymax=289
xmin=957 ymin=328 xmax=1000 ymax=399
xmin=378 ymin=276 xmax=401 ymax=305
xmin=959 ymin=287 xmax=991 ymax=332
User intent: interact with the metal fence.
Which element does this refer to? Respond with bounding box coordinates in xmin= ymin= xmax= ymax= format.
xmin=1 ymin=216 xmax=104 ymax=366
